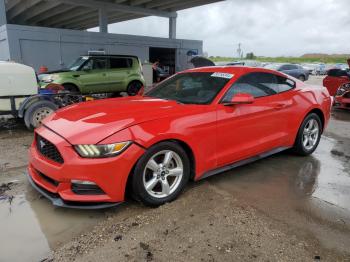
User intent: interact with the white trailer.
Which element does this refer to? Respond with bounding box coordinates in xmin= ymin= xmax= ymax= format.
xmin=0 ymin=61 xmax=60 ymax=130
xmin=0 ymin=61 xmax=38 ymax=114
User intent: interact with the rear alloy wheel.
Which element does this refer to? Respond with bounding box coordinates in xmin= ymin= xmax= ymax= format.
xmin=132 ymin=142 xmax=190 ymax=206
xmin=293 ymin=113 xmax=322 ymax=155
xmin=298 ymin=75 xmax=306 ymax=81
xmin=127 ymin=81 xmax=142 ymax=96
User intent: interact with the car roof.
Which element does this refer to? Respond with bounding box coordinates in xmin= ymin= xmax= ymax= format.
xmin=183 ymin=66 xmax=286 ymax=77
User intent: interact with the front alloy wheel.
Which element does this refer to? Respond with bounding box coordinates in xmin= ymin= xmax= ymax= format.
xmin=132 ymin=142 xmax=190 ymax=206
xmin=143 ymin=150 xmax=184 ymax=198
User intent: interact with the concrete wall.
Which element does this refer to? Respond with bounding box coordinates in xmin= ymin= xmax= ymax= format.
xmin=0 ymin=25 xmax=10 ymax=61
xmin=3 ymin=24 xmax=202 ymax=72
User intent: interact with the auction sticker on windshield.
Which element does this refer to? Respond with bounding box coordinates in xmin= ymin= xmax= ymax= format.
xmin=211 ymin=72 xmax=234 ymax=79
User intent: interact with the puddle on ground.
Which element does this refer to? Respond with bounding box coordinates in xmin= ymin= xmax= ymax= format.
xmin=207 ymin=135 xmax=350 ymax=253
xmin=0 ymin=187 xmax=106 ymax=262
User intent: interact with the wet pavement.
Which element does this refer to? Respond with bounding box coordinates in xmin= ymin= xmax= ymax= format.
xmin=0 ymin=76 xmax=350 ymax=261
xmin=0 ymin=175 xmax=107 ymax=262
xmin=207 ymin=133 xmax=350 ymax=253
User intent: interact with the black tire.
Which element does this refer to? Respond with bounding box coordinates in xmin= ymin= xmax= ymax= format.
xmin=131 ymin=141 xmax=190 ymax=207
xmin=24 ymin=100 xmax=58 ymax=130
xmin=63 ymin=83 xmax=80 ymax=94
xmin=127 ymin=81 xmax=143 ymax=96
xmin=292 ymin=113 xmax=322 ymax=156
xmin=298 ymin=75 xmax=306 ymax=81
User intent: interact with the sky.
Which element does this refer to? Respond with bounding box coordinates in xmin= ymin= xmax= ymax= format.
xmin=90 ymin=0 xmax=349 ymax=57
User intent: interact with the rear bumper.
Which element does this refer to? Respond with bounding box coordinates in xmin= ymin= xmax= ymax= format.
xmin=28 ymin=125 xmax=145 ymax=207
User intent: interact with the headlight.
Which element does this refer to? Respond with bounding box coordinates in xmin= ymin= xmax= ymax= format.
xmin=74 ymin=142 xmax=131 ymax=158
xmin=41 ymin=74 xmax=58 ymax=83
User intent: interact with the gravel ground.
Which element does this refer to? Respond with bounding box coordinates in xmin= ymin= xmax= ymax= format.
xmin=49 ymin=183 xmax=348 ymax=262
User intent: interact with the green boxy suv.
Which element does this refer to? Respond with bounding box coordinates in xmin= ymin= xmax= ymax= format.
xmin=40 ymin=55 xmax=145 ymax=96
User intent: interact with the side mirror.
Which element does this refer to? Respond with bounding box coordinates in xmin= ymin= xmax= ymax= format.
xmin=224 ymin=93 xmax=254 ymax=106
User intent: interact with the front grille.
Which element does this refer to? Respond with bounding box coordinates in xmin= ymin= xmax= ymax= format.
xmin=36 ymin=134 xmax=64 ymax=164
xmin=36 ymin=170 xmax=59 ymax=187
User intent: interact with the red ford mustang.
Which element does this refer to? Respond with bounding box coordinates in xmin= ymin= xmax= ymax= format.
xmin=27 ymin=67 xmax=332 ymax=208
xmin=334 ymin=83 xmax=350 ymax=109
xmin=322 ymin=60 xmax=350 ymax=109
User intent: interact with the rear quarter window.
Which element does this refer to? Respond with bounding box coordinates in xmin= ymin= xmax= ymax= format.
xmin=222 ymin=72 xmax=295 ymax=102
xmin=110 ymin=58 xmax=133 ymax=69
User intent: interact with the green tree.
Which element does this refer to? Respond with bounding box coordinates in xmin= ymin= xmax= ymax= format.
xmin=246 ymin=52 xmax=255 ymax=60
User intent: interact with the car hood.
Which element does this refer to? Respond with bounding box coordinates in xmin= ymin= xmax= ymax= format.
xmin=38 ymin=69 xmax=71 ymax=75
xmin=43 ymin=96 xmax=191 ymax=144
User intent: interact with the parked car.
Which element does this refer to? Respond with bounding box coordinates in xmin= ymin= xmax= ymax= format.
xmin=155 ymin=66 xmax=171 ymax=81
xmin=39 ymin=55 xmax=145 ymax=96
xmin=225 ymin=60 xmax=262 ymax=67
xmin=301 ymin=63 xmax=317 ymax=75
xmin=334 ymin=63 xmax=349 ymax=70
xmin=27 ymin=66 xmax=332 ymax=208
xmin=265 ymin=63 xmax=309 ymax=81
xmin=334 ymin=83 xmax=350 ymax=109
xmin=314 ymin=63 xmax=327 ymax=75
xmin=323 ymin=68 xmax=350 ymax=96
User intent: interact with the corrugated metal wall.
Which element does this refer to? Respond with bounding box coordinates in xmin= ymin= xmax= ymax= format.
xmin=1 ymin=24 xmax=202 ymax=72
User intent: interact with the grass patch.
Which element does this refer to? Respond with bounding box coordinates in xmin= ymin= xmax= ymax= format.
xmin=209 ymin=56 xmax=349 ymax=64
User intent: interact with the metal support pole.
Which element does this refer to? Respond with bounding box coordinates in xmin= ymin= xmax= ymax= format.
xmin=0 ymin=0 xmax=6 ymax=26
xmin=169 ymin=16 xmax=176 ymax=39
xmin=99 ymin=8 xmax=108 ymax=33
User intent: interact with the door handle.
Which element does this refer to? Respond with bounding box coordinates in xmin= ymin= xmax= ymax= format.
xmin=102 ymin=73 xmax=106 ymax=76
xmin=72 ymin=74 xmax=80 ymax=78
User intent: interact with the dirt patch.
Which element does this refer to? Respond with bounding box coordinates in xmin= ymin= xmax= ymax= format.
xmin=49 ymin=184 xmax=347 ymax=262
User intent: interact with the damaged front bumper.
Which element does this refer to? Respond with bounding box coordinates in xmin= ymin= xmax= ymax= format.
xmin=27 ymin=171 xmax=121 ymax=209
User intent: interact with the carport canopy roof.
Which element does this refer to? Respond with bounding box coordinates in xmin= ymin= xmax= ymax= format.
xmin=4 ymin=0 xmax=223 ymax=30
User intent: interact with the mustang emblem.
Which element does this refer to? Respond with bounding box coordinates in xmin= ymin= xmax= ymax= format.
xmin=39 ymin=140 xmax=46 ymax=149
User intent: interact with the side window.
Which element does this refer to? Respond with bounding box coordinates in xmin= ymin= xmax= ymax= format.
xmin=81 ymin=59 xmax=93 ymax=70
xmin=289 ymin=65 xmax=298 ymax=70
xmin=275 ymin=75 xmax=295 ymax=92
xmin=92 ymin=57 xmax=108 ymax=70
xmin=222 ymin=72 xmax=295 ymax=102
xmin=110 ymin=58 xmax=133 ymax=69
xmin=222 ymin=72 xmax=278 ymax=102
xmin=279 ymin=65 xmax=289 ymax=71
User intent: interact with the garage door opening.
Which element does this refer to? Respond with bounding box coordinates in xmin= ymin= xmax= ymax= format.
xmin=149 ymin=47 xmax=176 ymax=83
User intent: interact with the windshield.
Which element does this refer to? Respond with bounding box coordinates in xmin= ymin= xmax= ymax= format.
xmin=145 ymin=72 xmax=232 ymax=104
xmin=68 ymin=56 xmax=89 ymax=71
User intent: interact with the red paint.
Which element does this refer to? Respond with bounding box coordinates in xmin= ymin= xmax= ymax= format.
xmin=323 ymin=75 xmax=349 ymax=96
xmin=28 ymin=67 xmax=332 ymax=205
xmin=335 ymin=92 xmax=350 ymax=110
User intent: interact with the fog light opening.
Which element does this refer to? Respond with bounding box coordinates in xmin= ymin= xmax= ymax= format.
xmin=71 ymin=180 xmax=105 ymax=195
